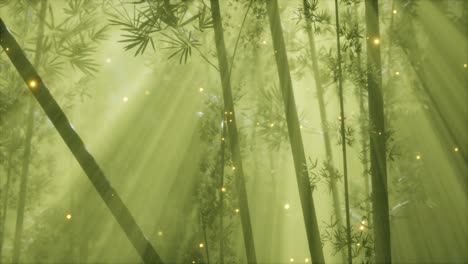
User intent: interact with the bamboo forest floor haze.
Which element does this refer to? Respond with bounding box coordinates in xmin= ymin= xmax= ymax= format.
xmin=0 ymin=0 xmax=466 ymax=263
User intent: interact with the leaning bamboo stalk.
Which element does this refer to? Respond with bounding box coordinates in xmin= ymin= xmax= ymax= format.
xmin=0 ymin=17 xmax=163 ymax=264
xmin=265 ymin=0 xmax=324 ymax=263
xmin=364 ymin=0 xmax=392 ymax=262
xmin=209 ymin=1 xmax=257 ymax=263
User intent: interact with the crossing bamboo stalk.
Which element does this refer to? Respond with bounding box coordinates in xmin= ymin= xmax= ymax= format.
xmin=0 ymin=17 xmax=164 ymax=264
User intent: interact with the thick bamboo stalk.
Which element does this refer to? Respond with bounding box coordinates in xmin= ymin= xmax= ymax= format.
xmin=0 ymin=17 xmax=164 ymax=264
xmin=209 ymin=1 xmax=257 ymax=263
xmin=265 ymin=0 xmax=324 ymax=263
xmin=12 ymin=2 xmax=47 ymax=262
xmin=364 ymin=0 xmax=392 ymax=262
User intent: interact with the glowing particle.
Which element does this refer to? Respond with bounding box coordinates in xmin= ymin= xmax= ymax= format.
xmin=6 ymin=47 xmax=9 ymax=51
xmin=270 ymin=123 xmax=274 ymax=127
xmin=395 ymin=71 xmax=400 ymax=76
xmin=454 ymin=147 xmax=459 ymax=152
xmin=235 ymin=208 xmax=240 ymax=213
xmin=232 ymin=166 xmax=236 ymax=170
xmin=256 ymin=122 xmax=260 ymax=126
xmin=229 ymin=119 xmax=233 ymax=122
xmin=416 ymin=154 xmax=421 ymax=160
xmin=464 ymin=64 xmax=467 ymax=68
xmin=229 ymin=112 xmax=233 ymax=115
xmin=145 ymin=90 xmax=150 ymax=95
xmin=199 ymin=243 xmax=204 ymax=248
xmin=66 ymin=213 xmax=72 ymax=220
xmin=221 ymin=187 xmax=226 ymax=192
xmin=373 ymin=38 xmax=380 ymax=45
xmin=199 ymin=87 xmax=204 ymax=92
xmin=393 ymin=10 xmax=397 ymax=14
xmin=192 ymin=261 xmax=196 ymax=264
xmin=305 ymin=258 xmax=309 ymax=263
xmin=262 ymin=40 xmax=267 ymax=45
xmin=29 ymin=80 xmax=37 ymax=89
xmin=123 ymin=96 xmax=129 ymax=102
xmin=284 ymin=203 xmax=290 ymax=210
xmin=106 ymin=58 xmax=112 ymax=63
xmin=300 ymin=125 xmax=303 ymax=129
xmin=357 ymin=243 xmax=361 ymax=247
xmin=290 ymin=258 xmax=294 ymax=262
xmin=359 ymin=225 xmax=365 ymax=231
xmin=221 ymin=137 xmax=225 ymax=141
xmin=157 ymin=231 xmax=163 ymax=236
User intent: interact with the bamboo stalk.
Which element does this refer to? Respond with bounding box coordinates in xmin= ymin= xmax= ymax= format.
xmin=265 ymin=0 xmax=324 ymax=263
xmin=364 ymin=0 xmax=392 ymax=262
xmin=302 ymin=0 xmax=344 ymax=233
xmin=0 ymin=17 xmax=164 ymax=264
xmin=219 ymin=123 xmax=226 ymax=264
xmin=209 ymin=1 xmax=257 ymax=263
xmin=353 ymin=2 xmax=371 ymax=227
xmin=332 ymin=0 xmax=353 ymax=262
xmin=302 ymin=1 xmax=349 ymax=262
xmin=0 ymin=155 xmax=12 ymax=263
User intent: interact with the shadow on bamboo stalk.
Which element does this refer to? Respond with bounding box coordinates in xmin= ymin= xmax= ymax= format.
xmin=0 ymin=17 xmax=163 ymax=264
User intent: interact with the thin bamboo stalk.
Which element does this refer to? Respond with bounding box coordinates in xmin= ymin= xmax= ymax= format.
xmin=0 ymin=155 xmax=12 ymax=263
xmin=0 ymin=17 xmax=164 ymax=264
xmin=332 ymin=0 xmax=353 ymax=263
xmin=265 ymin=0 xmax=324 ymax=263
xmin=219 ymin=123 xmax=226 ymax=264
xmin=209 ymin=1 xmax=257 ymax=263
xmin=302 ymin=1 xmax=349 ymax=262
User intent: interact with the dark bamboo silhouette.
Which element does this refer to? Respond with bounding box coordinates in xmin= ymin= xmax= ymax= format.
xmin=12 ymin=2 xmax=48 ymax=262
xmin=332 ymin=0 xmax=352 ymax=262
xmin=265 ymin=0 xmax=324 ymax=263
xmin=0 ymin=17 xmax=164 ymax=264
xmin=209 ymin=1 xmax=257 ymax=263
xmin=364 ymin=0 xmax=392 ymax=262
